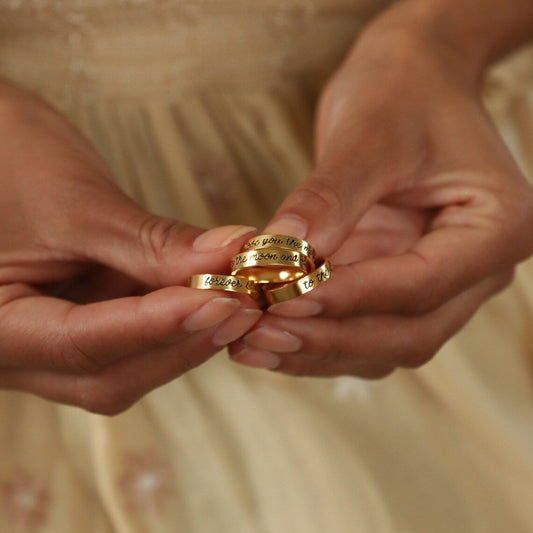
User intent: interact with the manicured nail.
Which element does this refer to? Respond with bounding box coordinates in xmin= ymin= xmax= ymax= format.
xmin=183 ymin=297 xmax=240 ymax=332
xmin=230 ymin=347 xmax=281 ymax=370
xmin=243 ymin=327 xmax=302 ymax=352
xmin=263 ymin=216 xmax=308 ymax=239
xmin=212 ymin=308 xmax=263 ymax=346
xmin=268 ymin=299 xmax=322 ymax=317
xmin=193 ymin=225 xmax=257 ymax=252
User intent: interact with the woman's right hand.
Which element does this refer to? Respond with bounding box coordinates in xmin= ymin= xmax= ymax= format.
xmin=0 ymin=80 xmax=261 ymax=414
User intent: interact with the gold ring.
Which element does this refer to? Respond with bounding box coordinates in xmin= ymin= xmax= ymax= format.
xmin=264 ymin=259 xmax=333 ymax=305
xmin=231 ymin=249 xmax=312 ymax=275
xmin=243 ymin=234 xmax=316 ymax=260
xmin=188 ymin=274 xmax=260 ymax=298
xmin=188 ymin=234 xmax=331 ymax=305
xmin=235 ymin=266 xmax=306 ymax=284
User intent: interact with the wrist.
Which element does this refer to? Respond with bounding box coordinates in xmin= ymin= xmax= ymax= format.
xmin=361 ymin=0 xmax=533 ymax=87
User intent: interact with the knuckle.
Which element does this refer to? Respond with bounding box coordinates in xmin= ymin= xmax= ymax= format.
xmin=484 ymin=180 xmax=533 ymax=261
xmin=403 ymin=291 xmax=441 ymax=316
xmin=327 ymin=320 xmax=357 ymax=359
xmin=57 ymin=310 xmax=103 ymax=373
xmin=137 ymin=215 xmax=182 ymax=271
xmin=175 ymin=351 xmax=198 ymax=375
xmin=59 ymin=335 xmax=101 ymax=373
xmin=296 ymin=174 xmax=345 ymax=215
xmin=401 ymin=257 xmax=444 ymax=315
xmin=396 ymin=323 xmax=438 ymax=368
xmin=75 ymin=378 xmax=134 ymax=416
xmin=330 ymin=343 xmax=355 ymax=361
xmin=399 ymin=347 xmax=435 ymax=369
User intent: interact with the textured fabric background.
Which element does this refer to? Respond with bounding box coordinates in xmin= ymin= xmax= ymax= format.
xmin=0 ymin=1 xmax=532 ymax=531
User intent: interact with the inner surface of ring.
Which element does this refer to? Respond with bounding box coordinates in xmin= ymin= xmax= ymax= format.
xmin=234 ymin=267 xmax=306 ymax=283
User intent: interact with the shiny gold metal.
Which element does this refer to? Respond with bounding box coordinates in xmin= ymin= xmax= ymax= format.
xmin=264 ymin=259 xmax=333 ymax=305
xmin=189 ymin=235 xmax=330 ymax=305
xmin=236 ymin=266 xmax=306 ymax=284
xmin=231 ymin=249 xmax=312 ymax=276
xmin=188 ymin=274 xmax=260 ymax=298
xmin=243 ymin=234 xmax=316 ymax=260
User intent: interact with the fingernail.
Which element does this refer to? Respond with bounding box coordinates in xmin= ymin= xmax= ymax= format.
xmin=193 ymin=225 xmax=257 ymax=252
xmin=268 ymin=299 xmax=322 ymax=317
xmin=230 ymin=347 xmax=281 ymax=370
xmin=183 ymin=297 xmax=240 ymax=332
xmin=263 ymin=216 xmax=308 ymax=239
xmin=212 ymin=308 xmax=263 ymax=346
xmin=243 ymin=327 xmax=302 ymax=352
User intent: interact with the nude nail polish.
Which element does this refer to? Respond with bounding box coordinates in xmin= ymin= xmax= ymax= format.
xmin=230 ymin=347 xmax=281 ymax=370
xmin=212 ymin=308 xmax=263 ymax=346
xmin=182 ymin=298 xmax=240 ymax=332
xmin=243 ymin=327 xmax=302 ymax=352
xmin=193 ymin=225 xmax=257 ymax=252
xmin=263 ymin=216 xmax=308 ymax=240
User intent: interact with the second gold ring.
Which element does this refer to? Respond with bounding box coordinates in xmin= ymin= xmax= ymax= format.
xmin=230 ymin=249 xmax=313 ymax=284
xmin=242 ymin=234 xmax=316 ymax=260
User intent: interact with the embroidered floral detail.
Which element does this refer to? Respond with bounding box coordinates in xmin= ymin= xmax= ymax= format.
xmin=1 ymin=470 xmax=51 ymax=529
xmin=118 ymin=452 xmax=175 ymax=514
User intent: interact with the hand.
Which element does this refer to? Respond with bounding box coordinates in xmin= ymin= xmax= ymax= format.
xmin=0 ymin=80 xmax=261 ymax=413
xmin=228 ymin=5 xmax=533 ymax=377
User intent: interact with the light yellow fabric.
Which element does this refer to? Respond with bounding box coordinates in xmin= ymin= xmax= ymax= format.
xmin=0 ymin=1 xmax=532 ymax=532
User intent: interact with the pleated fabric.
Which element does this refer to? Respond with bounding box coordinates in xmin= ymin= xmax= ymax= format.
xmin=0 ymin=1 xmax=532 ymax=532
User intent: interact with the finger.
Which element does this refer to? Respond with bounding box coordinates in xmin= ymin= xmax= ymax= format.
xmin=274 ymin=358 xmax=394 ymax=379
xmin=228 ymin=342 xmax=394 ymax=379
xmin=260 ymin=92 xmax=413 ymax=257
xmin=261 ymin=169 xmax=378 ymax=257
xmin=39 ymin=264 xmax=146 ymax=303
xmin=268 ymin=222 xmax=517 ymax=318
xmin=0 ymin=91 xmax=257 ymax=287
xmin=37 ymin=174 xmax=257 ymax=288
xmin=0 ymin=282 xmax=257 ymax=371
xmin=233 ymin=270 xmax=511 ymax=376
xmin=78 ymin=198 xmax=257 ymax=287
xmin=0 ymin=306 xmax=262 ymax=414
xmin=326 ymin=204 xmax=430 ymax=265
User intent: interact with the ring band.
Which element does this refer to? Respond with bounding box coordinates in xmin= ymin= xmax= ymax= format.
xmin=231 ymin=249 xmax=312 ymax=275
xmin=189 ymin=234 xmax=331 ymax=305
xmin=188 ymin=274 xmax=260 ymax=298
xmin=243 ymin=234 xmax=316 ymax=260
xmin=234 ymin=266 xmax=306 ymax=284
xmin=264 ymin=259 xmax=333 ymax=305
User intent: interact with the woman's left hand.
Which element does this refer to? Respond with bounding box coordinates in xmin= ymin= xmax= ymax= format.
xmin=227 ymin=3 xmax=533 ymax=377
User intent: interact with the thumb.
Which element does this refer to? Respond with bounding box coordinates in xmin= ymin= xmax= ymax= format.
xmin=263 ymin=160 xmax=381 ymax=257
xmin=61 ymin=186 xmax=256 ymax=287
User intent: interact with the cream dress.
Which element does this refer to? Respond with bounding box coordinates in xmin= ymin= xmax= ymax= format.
xmin=0 ymin=1 xmax=532 ymax=532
